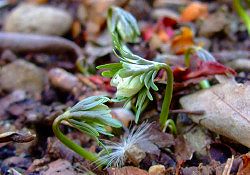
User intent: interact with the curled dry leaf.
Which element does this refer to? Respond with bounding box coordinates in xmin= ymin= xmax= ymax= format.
xmin=180 ymin=81 xmax=250 ymax=148
xmin=0 ymin=131 xmax=35 ymax=143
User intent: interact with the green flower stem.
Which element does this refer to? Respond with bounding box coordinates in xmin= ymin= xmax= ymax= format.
xmin=234 ymin=0 xmax=250 ymax=35
xmin=159 ymin=64 xmax=174 ymax=130
xmin=52 ymin=112 xmax=98 ymax=162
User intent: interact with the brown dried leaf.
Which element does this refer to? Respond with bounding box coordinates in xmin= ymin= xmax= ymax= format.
xmin=107 ymin=166 xmax=149 ymax=175
xmin=237 ymin=153 xmax=250 ymax=175
xmin=0 ymin=131 xmax=35 ymax=143
xmin=180 ymin=81 xmax=250 ymax=148
xmin=148 ymin=123 xmax=175 ymax=148
xmin=174 ymin=135 xmax=194 ymax=163
xmin=41 ymin=159 xmax=76 ymax=175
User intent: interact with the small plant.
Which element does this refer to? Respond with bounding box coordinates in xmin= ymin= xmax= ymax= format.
xmin=98 ymin=6 xmax=176 ymax=131
xmin=52 ymin=96 xmax=122 ymax=162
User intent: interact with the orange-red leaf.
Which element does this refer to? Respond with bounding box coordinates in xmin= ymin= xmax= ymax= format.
xmin=171 ymin=27 xmax=194 ymax=55
xmin=180 ymin=2 xmax=208 ymax=22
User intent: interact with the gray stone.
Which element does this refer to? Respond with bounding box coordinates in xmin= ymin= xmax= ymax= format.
xmin=0 ymin=60 xmax=47 ymax=96
xmin=4 ymin=3 xmax=72 ymax=36
xmin=199 ymin=10 xmax=229 ymax=37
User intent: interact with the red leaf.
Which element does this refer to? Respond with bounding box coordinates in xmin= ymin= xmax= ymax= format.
xmin=142 ymin=26 xmax=154 ymax=41
xmin=141 ymin=17 xmax=176 ymax=42
xmin=173 ymin=60 xmax=236 ymax=81
xmin=184 ymin=61 xmax=236 ymax=80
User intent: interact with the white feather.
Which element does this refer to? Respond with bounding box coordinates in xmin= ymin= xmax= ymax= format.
xmin=96 ymin=122 xmax=151 ymax=168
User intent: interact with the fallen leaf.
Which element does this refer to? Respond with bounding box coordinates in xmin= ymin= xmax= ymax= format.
xmin=237 ymin=153 xmax=250 ymax=175
xmin=184 ymin=60 xmax=236 ymax=80
xmin=148 ymin=123 xmax=175 ymax=148
xmin=0 ymin=131 xmax=35 ymax=143
xmin=180 ymin=81 xmax=250 ymax=148
xmin=180 ymin=2 xmax=208 ymax=22
xmin=170 ymin=27 xmax=194 ymax=55
xmin=142 ymin=17 xmax=175 ymax=42
xmin=41 ymin=159 xmax=76 ymax=175
xmin=173 ymin=59 xmax=236 ymax=82
xmin=71 ymin=20 xmax=82 ymax=38
xmin=174 ymin=135 xmax=194 ymax=163
xmin=107 ymin=166 xmax=149 ymax=175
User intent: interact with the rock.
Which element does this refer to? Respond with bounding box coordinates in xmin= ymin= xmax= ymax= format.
xmin=184 ymin=126 xmax=211 ymax=156
xmin=199 ymin=10 xmax=229 ymax=37
xmin=4 ymin=3 xmax=72 ymax=36
xmin=2 ymin=156 xmax=32 ymax=170
xmin=111 ymin=108 xmax=135 ymax=127
xmin=125 ymin=144 xmax=146 ymax=166
xmin=0 ymin=90 xmax=26 ymax=118
xmin=226 ymin=58 xmax=250 ymax=71
xmin=0 ymin=60 xmax=47 ymax=96
xmin=48 ymin=68 xmax=80 ymax=92
xmin=148 ymin=165 xmax=165 ymax=175
xmin=152 ymin=8 xmax=179 ymax=21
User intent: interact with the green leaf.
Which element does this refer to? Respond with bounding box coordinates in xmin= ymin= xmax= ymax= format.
xmin=96 ymin=63 xmax=122 ymax=70
xmin=69 ymin=119 xmax=99 ymax=138
xmin=144 ymin=70 xmax=154 ymax=89
xmin=70 ymin=96 xmax=109 ymax=112
xmin=94 ymin=126 xmax=114 ymax=136
xmin=146 ymin=90 xmax=153 ymax=101
xmin=150 ymin=71 xmax=158 ymax=91
xmin=135 ymin=88 xmax=147 ymax=123
xmin=70 ymin=110 xmax=111 ymax=119
xmin=95 ymin=115 xmax=122 ymax=128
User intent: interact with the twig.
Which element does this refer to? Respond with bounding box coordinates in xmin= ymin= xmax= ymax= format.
xmin=170 ymin=109 xmax=205 ymax=115
xmin=0 ymin=32 xmax=85 ymax=72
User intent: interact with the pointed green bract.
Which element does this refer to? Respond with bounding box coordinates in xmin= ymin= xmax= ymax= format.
xmin=108 ymin=6 xmax=140 ymax=43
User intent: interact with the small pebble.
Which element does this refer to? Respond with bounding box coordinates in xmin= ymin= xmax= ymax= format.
xmin=148 ymin=164 xmax=166 ymax=175
xmin=4 ymin=3 xmax=72 ymax=36
xmin=48 ymin=68 xmax=79 ymax=92
xmin=125 ymin=144 xmax=146 ymax=166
